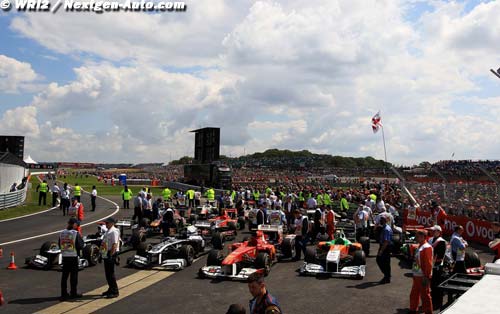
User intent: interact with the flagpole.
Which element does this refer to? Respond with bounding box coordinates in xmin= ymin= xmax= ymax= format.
xmin=381 ymin=125 xmax=388 ymax=173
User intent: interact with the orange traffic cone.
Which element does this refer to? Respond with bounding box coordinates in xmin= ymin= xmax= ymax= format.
xmin=0 ymin=290 xmax=4 ymax=306
xmin=7 ymin=251 xmax=17 ymax=270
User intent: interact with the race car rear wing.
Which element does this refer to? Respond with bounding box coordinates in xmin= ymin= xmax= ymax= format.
xmin=258 ymin=224 xmax=283 ymax=233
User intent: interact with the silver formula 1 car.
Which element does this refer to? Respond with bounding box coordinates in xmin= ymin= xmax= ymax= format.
xmin=127 ymin=225 xmax=213 ymax=270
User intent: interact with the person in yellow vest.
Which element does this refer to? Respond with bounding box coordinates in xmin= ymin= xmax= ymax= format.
xmin=340 ymin=193 xmax=349 ymax=212
xmin=316 ymin=193 xmax=324 ymax=207
xmin=36 ymin=179 xmax=49 ymax=206
xmin=187 ymin=189 xmax=195 ymax=208
xmin=253 ymin=190 xmax=260 ymax=202
xmin=323 ymin=192 xmax=331 ymax=207
xmin=206 ymin=188 xmax=215 ymax=204
xmin=73 ymin=183 xmax=82 ymax=202
xmin=162 ymin=187 xmax=172 ymax=202
xmin=120 ymin=185 xmax=133 ymax=209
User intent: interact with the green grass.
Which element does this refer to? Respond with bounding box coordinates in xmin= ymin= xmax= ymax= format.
xmin=0 ymin=176 xmax=52 ymax=221
xmin=57 ymin=174 xmax=167 ymax=197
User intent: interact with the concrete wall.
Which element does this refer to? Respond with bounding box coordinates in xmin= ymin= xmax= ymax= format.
xmin=0 ymin=163 xmax=26 ymax=193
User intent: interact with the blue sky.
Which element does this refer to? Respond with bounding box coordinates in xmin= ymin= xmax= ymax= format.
xmin=0 ymin=0 xmax=499 ymax=164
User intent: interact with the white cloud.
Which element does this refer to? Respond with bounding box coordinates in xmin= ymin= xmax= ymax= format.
xmin=0 ymin=55 xmax=38 ymax=93
xmin=2 ymin=0 xmax=500 ymax=164
xmin=10 ymin=0 xmax=253 ymax=67
xmin=0 ymin=106 xmax=40 ymax=137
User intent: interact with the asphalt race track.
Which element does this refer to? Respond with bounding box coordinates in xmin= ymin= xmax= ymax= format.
xmin=0 ymin=193 xmax=495 ymax=314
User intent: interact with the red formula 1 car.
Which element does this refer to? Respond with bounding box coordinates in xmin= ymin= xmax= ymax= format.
xmin=198 ymin=226 xmax=292 ymax=281
xmin=194 ymin=209 xmax=245 ymax=245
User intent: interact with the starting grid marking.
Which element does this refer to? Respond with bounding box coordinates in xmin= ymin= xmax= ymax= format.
xmin=36 ymin=270 xmax=175 ymax=314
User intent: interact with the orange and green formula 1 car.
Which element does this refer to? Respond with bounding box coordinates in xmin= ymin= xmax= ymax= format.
xmin=299 ymin=230 xmax=366 ymax=279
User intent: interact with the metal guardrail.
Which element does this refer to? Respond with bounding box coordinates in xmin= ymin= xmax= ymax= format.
xmin=0 ymin=187 xmax=28 ymax=210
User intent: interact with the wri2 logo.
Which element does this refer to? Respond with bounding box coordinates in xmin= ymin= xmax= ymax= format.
xmin=0 ymin=0 xmax=187 ymax=13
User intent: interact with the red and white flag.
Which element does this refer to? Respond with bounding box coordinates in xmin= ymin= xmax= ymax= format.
xmin=371 ymin=111 xmax=383 ymax=133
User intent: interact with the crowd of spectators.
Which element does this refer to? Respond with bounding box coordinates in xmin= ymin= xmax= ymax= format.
xmin=406 ymin=181 xmax=499 ymax=222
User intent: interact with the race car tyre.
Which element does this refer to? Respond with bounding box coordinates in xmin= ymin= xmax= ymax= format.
xmin=136 ymin=242 xmax=151 ymax=257
xmin=352 ymin=250 xmax=366 ymax=266
xmin=40 ymin=241 xmax=59 ymax=267
xmin=180 ymin=244 xmax=195 ymax=266
xmin=248 ymin=223 xmax=256 ymax=233
xmin=83 ymin=244 xmax=100 ymax=266
xmin=228 ymin=221 xmax=237 ymax=231
xmin=211 ymin=232 xmax=224 ymax=250
xmin=207 ymin=249 xmax=223 ymax=266
xmin=281 ymin=238 xmax=296 ymax=259
xmin=359 ymin=236 xmax=370 ymax=257
xmin=392 ymin=233 xmax=402 ymax=253
xmin=40 ymin=241 xmax=58 ymax=257
xmin=304 ymin=247 xmax=317 ymax=264
xmin=256 ymin=252 xmax=271 ymax=276
xmin=198 ymin=267 xmax=206 ymax=279
xmin=464 ymin=249 xmax=481 ymax=268
xmin=237 ymin=217 xmax=246 ymax=230
xmin=140 ymin=218 xmax=150 ymax=228
xmin=130 ymin=232 xmax=146 ymax=250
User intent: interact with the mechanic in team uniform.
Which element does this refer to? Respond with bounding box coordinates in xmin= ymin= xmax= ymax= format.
xmin=162 ymin=208 xmax=177 ymax=237
xmin=409 ymin=229 xmax=433 ymax=314
xmin=60 ymin=183 xmax=70 ymax=216
xmin=247 ymin=274 xmax=282 ymax=314
xmin=68 ymin=197 xmax=84 ymax=234
xmin=376 ymin=216 xmax=392 ymax=284
xmin=100 ymin=217 xmax=120 ymax=298
xmin=59 ymin=218 xmax=84 ymax=301
xmin=428 ymin=225 xmax=446 ymax=310
xmin=293 ymin=209 xmax=310 ymax=260
xmin=450 ymin=225 xmax=468 ymax=274
xmin=326 ymin=206 xmax=336 ymax=240
xmin=52 ymin=182 xmax=60 ymax=207
xmin=312 ymin=206 xmax=324 ymax=240
xmin=256 ymin=204 xmax=266 ymax=226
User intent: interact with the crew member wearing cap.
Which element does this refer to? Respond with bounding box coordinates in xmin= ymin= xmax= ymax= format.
xmin=59 ymin=218 xmax=84 ymax=301
xmin=100 ymin=217 xmax=120 ymax=298
xmin=68 ymin=197 xmax=84 ymax=234
xmin=431 ymin=200 xmax=447 ymax=229
xmin=409 ymin=229 xmax=433 ymax=314
xmin=428 ymin=225 xmax=447 ymax=310
xmin=376 ymin=216 xmax=392 ymax=284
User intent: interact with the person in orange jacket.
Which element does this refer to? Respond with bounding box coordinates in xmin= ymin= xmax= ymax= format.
xmin=68 ymin=197 xmax=84 ymax=234
xmin=431 ymin=200 xmax=447 ymax=228
xmin=326 ymin=206 xmax=336 ymax=240
xmin=409 ymin=229 xmax=434 ymax=314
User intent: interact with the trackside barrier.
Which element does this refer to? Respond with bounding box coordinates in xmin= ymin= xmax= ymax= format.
xmin=404 ymin=209 xmax=500 ymax=246
xmin=0 ymin=187 xmax=28 ymax=210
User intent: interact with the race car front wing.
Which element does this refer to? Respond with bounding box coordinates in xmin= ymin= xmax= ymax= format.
xmin=127 ymin=255 xmax=187 ymax=270
xmin=199 ymin=265 xmax=263 ymax=281
xmin=298 ymin=263 xmax=365 ymax=279
xmin=25 ymin=254 xmax=88 ymax=270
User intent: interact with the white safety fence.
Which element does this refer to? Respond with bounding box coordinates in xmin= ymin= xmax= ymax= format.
xmin=0 ymin=185 xmax=28 ymax=210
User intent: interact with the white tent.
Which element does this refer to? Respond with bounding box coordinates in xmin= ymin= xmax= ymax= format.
xmin=24 ymin=155 xmax=37 ymax=164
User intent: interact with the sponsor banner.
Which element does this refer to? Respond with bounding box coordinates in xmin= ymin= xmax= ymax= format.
xmin=404 ymin=209 xmax=499 ymax=245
